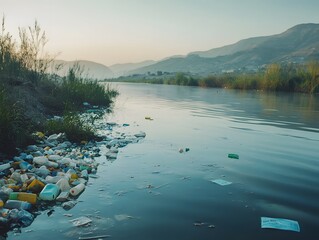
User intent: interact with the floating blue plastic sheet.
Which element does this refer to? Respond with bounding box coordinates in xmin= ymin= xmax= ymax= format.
xmin=261 ymin=217 xmax=300 ymax=232
xmin=211 ymin=179 xmax=232 ymax=186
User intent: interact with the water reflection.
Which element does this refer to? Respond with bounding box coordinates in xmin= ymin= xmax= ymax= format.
xmin=114 ymin=83 xmax=319 ymax=133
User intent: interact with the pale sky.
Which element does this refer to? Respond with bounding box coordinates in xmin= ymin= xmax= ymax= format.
xmin=1 ymin=0 xmax=319 ymax=66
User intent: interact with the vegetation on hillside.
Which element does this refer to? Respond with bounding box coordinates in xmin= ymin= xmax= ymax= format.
xmin=111 ymin=62 xmax=319 ymax=94
xmin=0 ymin=18 xmax=117 ymax=154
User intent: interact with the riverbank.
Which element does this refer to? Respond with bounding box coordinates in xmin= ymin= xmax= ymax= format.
xmin=109 ymin=62 xmax=319 ymax=94
xmin=0 ymin=19 xmax=118 ymax=156
xmin=0 ymin=107 xmax=146 ymax=237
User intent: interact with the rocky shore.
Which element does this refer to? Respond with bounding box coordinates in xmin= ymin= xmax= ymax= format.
xmin=0 ymin=110 xmax=146 ymax=235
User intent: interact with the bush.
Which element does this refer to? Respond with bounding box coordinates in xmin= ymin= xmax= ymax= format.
xmin=59 ymin=67 xmax=118 ymax=109
xmin=0 ymin=87 xmax=32 ymax=153
xmin=45 ymin=112 xmax=96 ymax=143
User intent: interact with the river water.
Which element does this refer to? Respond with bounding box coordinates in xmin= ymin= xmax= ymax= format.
xmin=10 ymin=83 xmax=319 ymax=240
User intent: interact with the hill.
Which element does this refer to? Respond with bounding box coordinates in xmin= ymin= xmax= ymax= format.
xmin=109 ymin=60 xmax=157 ymax=77
xmin=129 ymin=23 xmax=319 ymax=75
xmin=51 ymin=60 xmax=113 ymax=79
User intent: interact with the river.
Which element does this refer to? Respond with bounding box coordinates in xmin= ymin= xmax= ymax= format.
xmin=10 ymin=83 xmax=319 ymax=240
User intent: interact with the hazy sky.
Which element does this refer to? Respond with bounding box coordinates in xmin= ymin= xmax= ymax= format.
xmin=1 ymin=0 xmax=319 ymax=66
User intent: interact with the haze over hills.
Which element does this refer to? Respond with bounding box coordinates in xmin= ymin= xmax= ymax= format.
xmin=109 ymin=60 xmax=157 ymax=77
xmin=129 ymin=23 xmax=319 ymax=75
xmin=54 ymin=23 xmax=319 ymax=79
xmin=51 ymin=60 xmax=113 ymax=79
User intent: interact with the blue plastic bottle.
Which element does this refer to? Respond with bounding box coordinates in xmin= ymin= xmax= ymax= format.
xmin=4 ymin=200 xmax=32 ymax=210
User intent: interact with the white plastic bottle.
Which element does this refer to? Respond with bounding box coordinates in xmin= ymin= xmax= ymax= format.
xmin=69 ymin=183 xmax=85 ymax=196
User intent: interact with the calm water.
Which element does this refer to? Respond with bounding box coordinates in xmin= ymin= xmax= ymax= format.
xmin=10 ymin=83 xmax=319 ymax=240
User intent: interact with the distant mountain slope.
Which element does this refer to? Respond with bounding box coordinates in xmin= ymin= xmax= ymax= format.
xmin=51 ymin=60 xmax=113 ymax=79
xmin=109 ymin=60 xmax=156 ymax=77
xmin=130 ymin=23 xmax=319 ymax=75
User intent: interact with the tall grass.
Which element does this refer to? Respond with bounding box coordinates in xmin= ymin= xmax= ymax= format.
xmin=0 ymin=87 xmax=32 ymax=153
xmin=61 ymin=67 xmax=117 ymax=108
xmin=0 ymin=18 xmax=118 ymax=154
xmin=45 ymin=112 xmax=96 ymax=142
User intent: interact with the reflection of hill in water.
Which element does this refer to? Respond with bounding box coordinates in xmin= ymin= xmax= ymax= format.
xmin=118 ymin=84 xmax=319 ymax=133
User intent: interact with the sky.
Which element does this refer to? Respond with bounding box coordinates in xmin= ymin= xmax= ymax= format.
xmin=1 ymin=0 xmax=319 ymax=66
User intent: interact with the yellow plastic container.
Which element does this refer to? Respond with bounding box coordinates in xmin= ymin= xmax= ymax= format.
xmin=9 ymin=192 xmax=37 ymax=204
xmin=27 ymin=179 xmax=45 ymax=193
xmin=0 ymin=200 xmax=3 ymax=208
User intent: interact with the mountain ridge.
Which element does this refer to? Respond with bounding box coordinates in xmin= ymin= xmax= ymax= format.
xmin=129 ymin=23 xmax=319 ymax=75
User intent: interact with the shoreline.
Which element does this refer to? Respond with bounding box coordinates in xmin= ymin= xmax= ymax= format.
xmin=0 ymin=108 xmax=146 ymax=237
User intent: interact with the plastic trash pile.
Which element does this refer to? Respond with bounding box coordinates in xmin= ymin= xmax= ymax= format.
xmin=0 ymin=121 xmax=146 ymax=232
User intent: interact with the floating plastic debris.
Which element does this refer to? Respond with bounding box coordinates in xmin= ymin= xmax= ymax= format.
xmin=114 ymin=214 xmax=135 ymax=221
xmin=70 ymin=216 xmax=92 ymax=227
xmin=78 ymin=235 xmax=111 ymax=240
xmin=228 ymin=153 xmax=239 ymax=159
xmin=211 ymin=179 xmax=232 ymax=186
xmin=261 ymin=217 xmax=300 ymax=232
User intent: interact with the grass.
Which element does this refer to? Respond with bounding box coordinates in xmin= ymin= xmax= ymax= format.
xmin=45 ymin=112 xmax=96 ymax=143
xmin=60 ymin=67 xmax=118 ymax=109
xmin=0 ymin=87 xmax=33 ymax=153
xmin=0 ymin=18 xmax=118 ymax=155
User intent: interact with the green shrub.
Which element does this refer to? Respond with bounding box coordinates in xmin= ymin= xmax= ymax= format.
xmin=59 ymin=67 xmax=118 ymax=110
xmin=0 ymin=87 xmax=31 ymax=153
xmin=45 ymin=112 xmax=96 ymax=142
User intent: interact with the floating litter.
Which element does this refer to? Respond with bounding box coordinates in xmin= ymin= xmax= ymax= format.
xmin=70 ymin=216 xmax=92 ymax=227
xmin=261 ymin=217 xmax=300 ymax=232
xmin=211 ymin=179 xmax=232 ymax=186
xmin=228 ymin=153 xmax=239 ymax=159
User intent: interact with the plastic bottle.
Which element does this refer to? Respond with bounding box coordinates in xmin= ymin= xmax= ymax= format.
xmin=48 ymin=155 xmax=62 ymax=161
xmin=62 ymin=200 xmax=77 ymax=210
xmin=27 ymin=179 xmax=45 ymax=193
xmin=47 ymin=161 xmax=59 ymax=168
xmin=19 ymin=161 xmax=33 ymax=171
xmin=8 ymin=209 xmax=34 ymax=227
xmin=81 ymin=169 xmax=88 ymax=180
xmin=35 ymin=165 xmax=50 ymax=177
xmin=20 ymin=173 xmax=29 ymax=183
xmin=9 ymin=192 xmax=37 ymax=204
xmin=0 ymin=163 xmax=11 ymax=172
xmin=4 ymin=200 xmax=32 ymax=210
xmin=56 ymin=178 xmax=71 ymax=192
xmin=56 ymin=191 xmax=69 ymax=202
xmin=33 ymin=156 xmax=49 ymax=166
xmin=69 ymin=183 xmax=85 ymax=196
xmin=66 ymin=169 xmax=78 ymax=180
xmin=46 ymin=175 xmax=63 ymax=184
xmin=10 ymin=171 xmax=21 ymax=182
xmin=39 ymin=183 xmax=60 ymax=200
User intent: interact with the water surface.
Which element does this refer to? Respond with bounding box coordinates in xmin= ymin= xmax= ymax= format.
xmin=11 ymin=83 xmax=319 ymax=240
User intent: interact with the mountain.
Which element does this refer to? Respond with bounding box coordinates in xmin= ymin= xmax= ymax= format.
xmin=130 ymin=23 xmax=319 ymax=75
xmin=109 ymin=60 xmax=156 ymax=77
xmin=51 ymin=60 xmax=113 ymax=79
